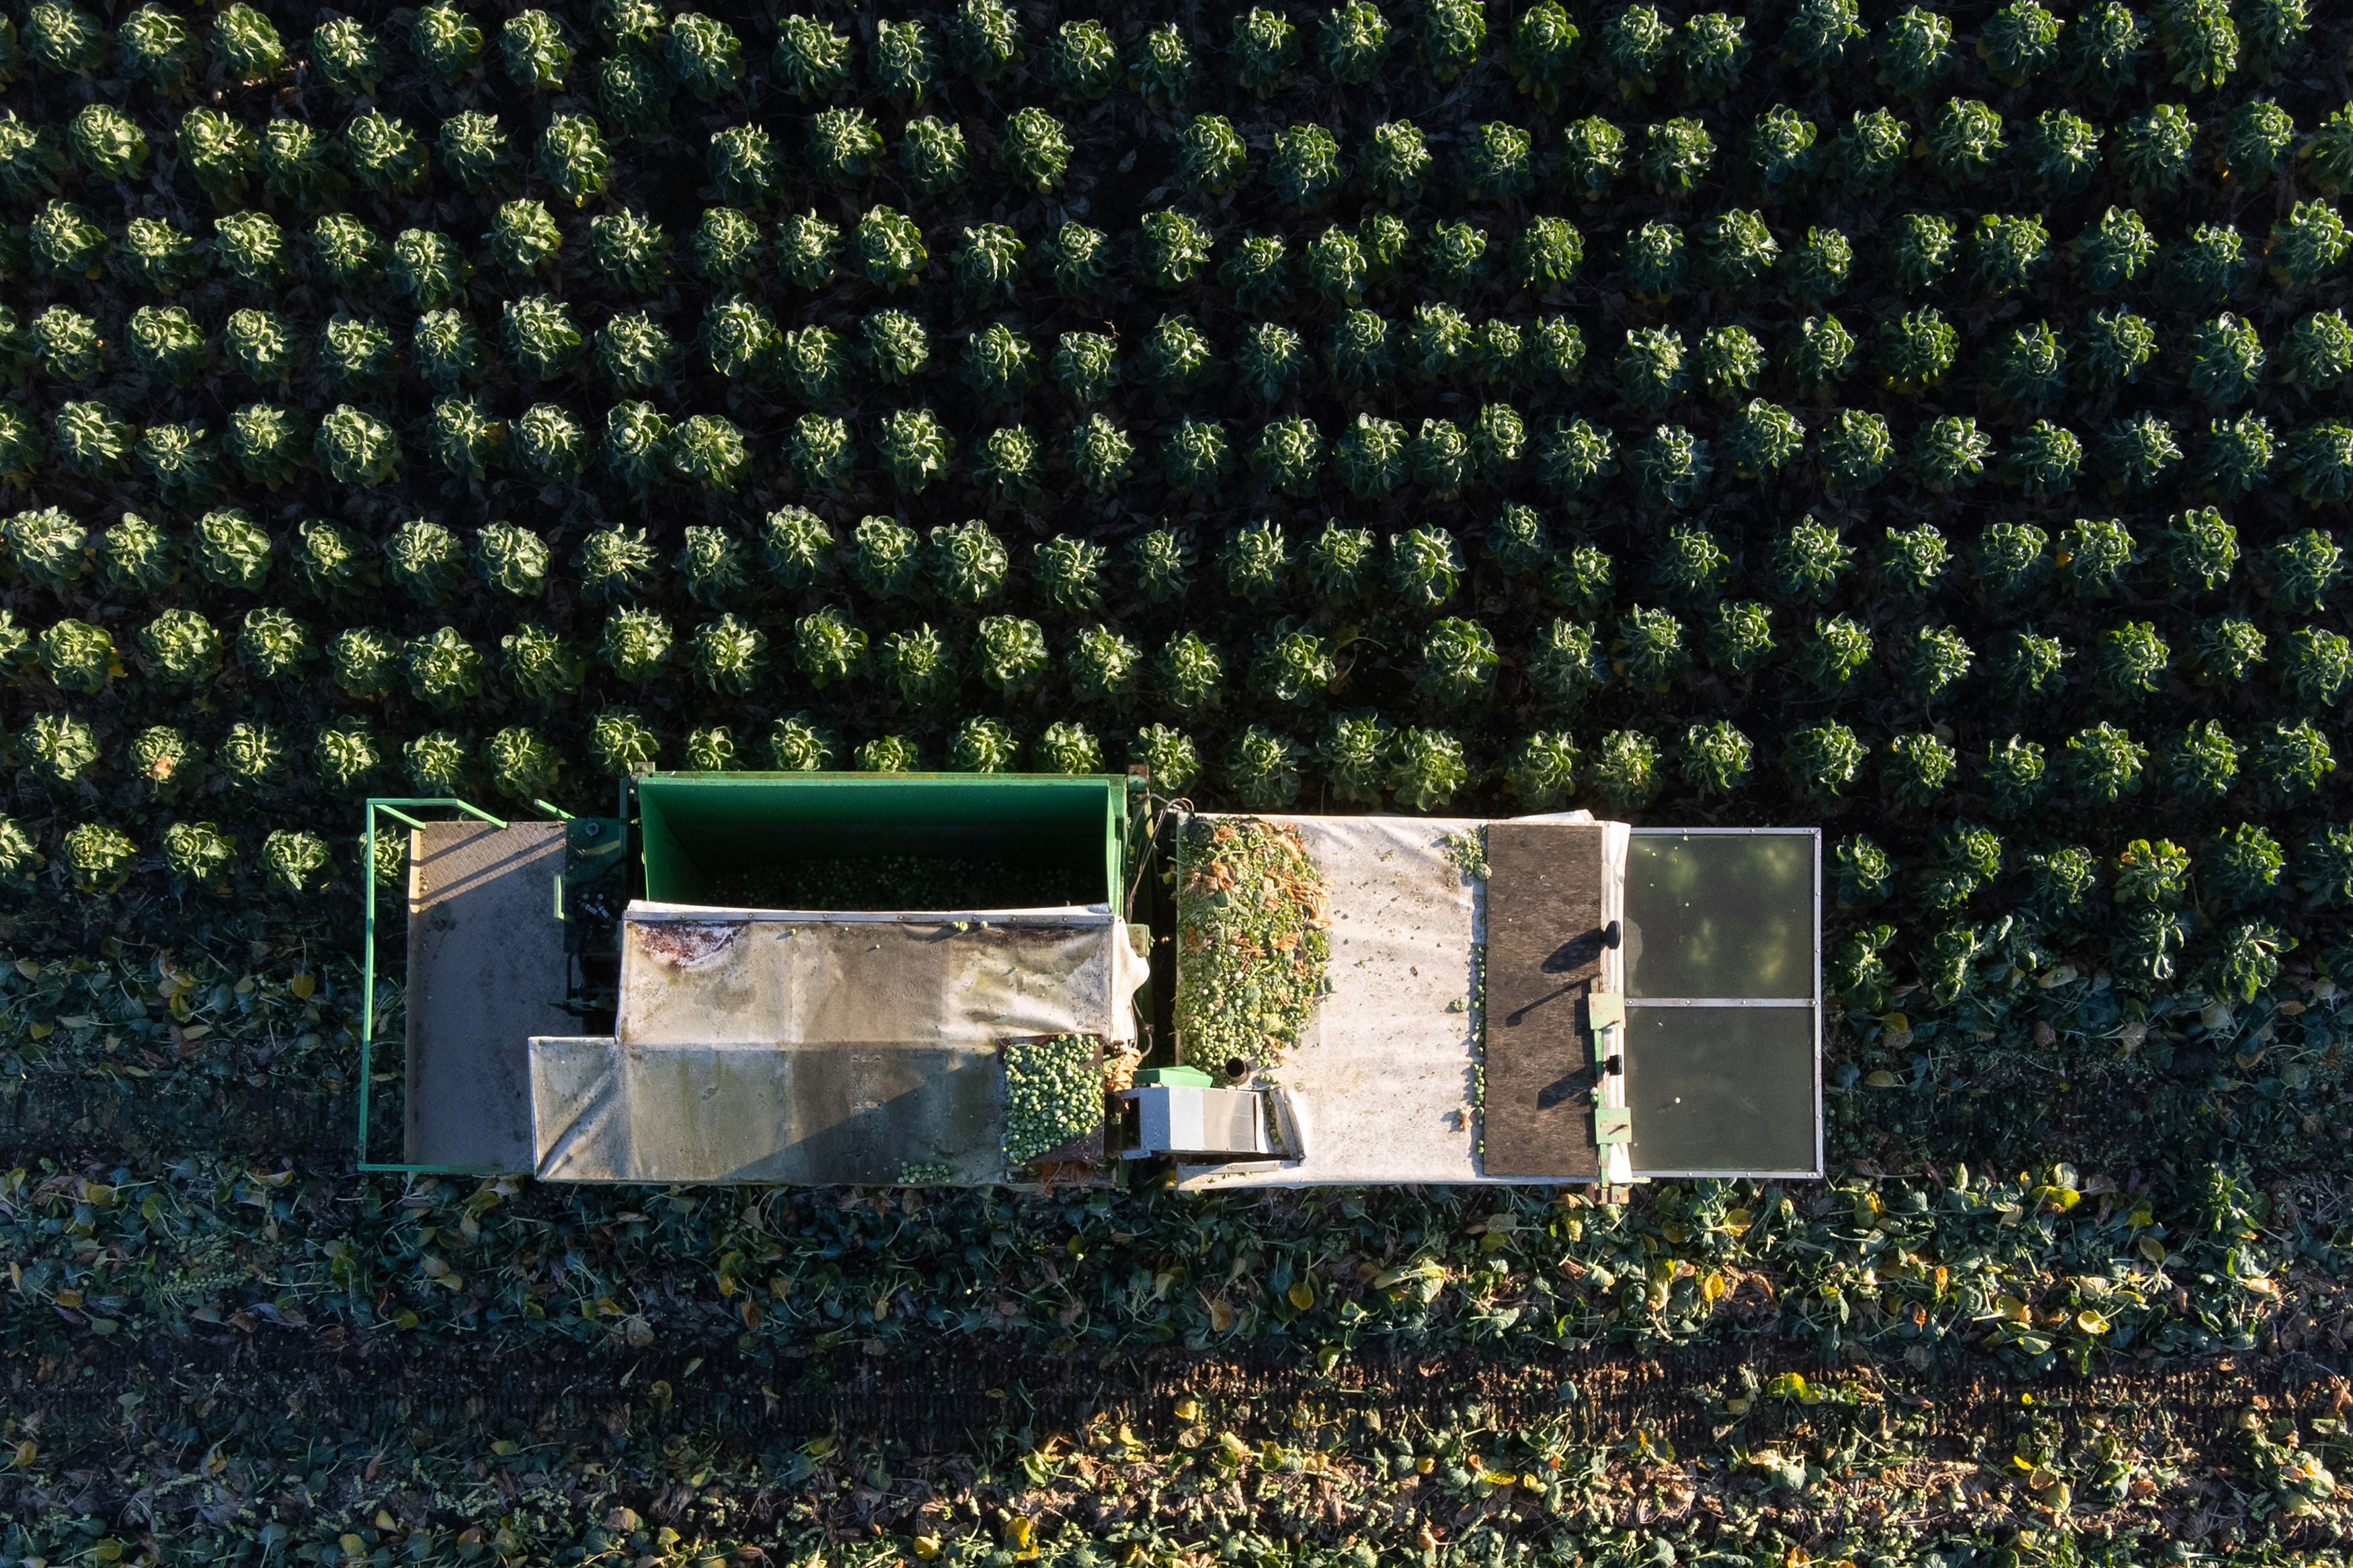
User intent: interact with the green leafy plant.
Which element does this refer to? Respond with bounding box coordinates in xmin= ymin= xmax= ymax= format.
xmin=592 ymin=403 xmax=668 ymax=493
xmin=1675 ymin=12 xmax=1748 ymax=101
xmin=1989 ymin=322 xmax=2066 ymax=414
xmin=1415 ymin=0 xmax=1484 ymax=81
xmin=62 ymin=823 xmax=134 ymax=893
xmin=432 ymin=112 xmax=512 ymax=194
xmin=1554 ymin=119 xmax=1625 ymax=206
xmin=36 ymin=616 xmax=112 ymax=694
xmin=1883 ymin=733 xmax=1958 ymax=808
xmin=325 ymin=627 xmax=395 ymax=698
xmin=1781 ymin=0 xmax=1863 ymax=75
xmin=849 ymin=517 xmax=918 ymax=600
xmin=665 ymin=413 xmax=744 ymax=492
xmin=1600 ymin=5 xmax=1670 ymax=94
xmin=584 ymin=709 xmax=657 ymax=776
xmin=319 ymin=311 xmax=397 ymax=394
xmin=1885 ymin=213 xmax=1957 ymax=293
xmin=502 ymin=294 xmax=584 ymax=380
xmin=2213 ymin=97 xmax=2293 ymax=190
xmin=1977 ymin=0 xmax=2060 ymax=83
xmin=2271 ymin=202 xmax=2348 ymax=288
xmin=664 ymin=11 xmax=742 ymax=101
xmin=205 ymin=212 xmax=283 ymax=290
xmin=1736 ymin=107 xmax=1817 ymax=206
xmin=1876 ymin=5 xmax=1954 ymax=95
xmin=1415 ymin=617 xmax=1497 ymax=705
xmin=32 ymin=198 xmax=106 ymax=276
xmin=1796 ymin=613 xmax=1873 ymax=690
xmin=2278 ymin=626 xmax=2352 ymax=710
xmin=768 ymin=15 xmax=848 ymax=99
xmin=1882 ymin=305 xmax=1958 ymax=393
xmin=2012 ymin=110 xmax=2101 ymax=198
xmin=2079 ymin=308 xmax=2157 ymax=387
xmin=52 ymin=399 xmax=132 ymax=479
xmin=378 ymin=523 xmax=468 ymax=614
xmin=1049 ymin=19 xmax=1120 ymax=102
xmin=2157 ymin=0 xmax=2237 ymax=91
xmin=973 ymin=616 xmax=1046 ymax=694
xmin=1970 ymin=213 xmax=2048 ymax=294
xmin=500 ymin=9 xmax=571 ymax=89
xmin=173 ymin=107 xmax=255 ymax=203
xmin=1817 ymin=408 xmax=1892 ymax=493
xmin=1530 ymin=618 xmax=1607 ymax=705
xmin=760 ymin=714 xmax=836 ymax=773
xmin=1616 ymin=604 xmax=1691 ymax=688
xmin=1831 ymin=108 xmax=1908 ymax=191
xmin=2252 ymin=718 xmax=2334 ymax=802
xmin=945 ymin=0 xmax=1021 ymax=83
xmin=917 ymin=518 xmax=1003 ymax=608
xmin=2194 ymin=414 xmax=2272 ymax=499
xmin=2090 ymin=620 xmax=2171 ymax=704
xmin=1638 ymin=118 xmax=1714 ymax=194
xmin=2281 ymin=421 xmax=2353 ymax=505
xmin=69 ymin=103 xmax=147 ymax=181
xmin=895 ymin=116 xmax=965 ymax=195
xmin=2280 ymin=309 xmax=2353 ymax=393
xmin=535 ymin=113 xmax=608 ymax=205
xmin=1913 ymin=415 xmax=1992 ymax=492
xmin=985 ymin=108 xmax=1069 ymax=196
xmin=2071 ymin=0 xmax=2149 ymax=92
xmin=1924 ymin=98 xmax=2003 ymax=183
xmin=1574 ymin=728 xmax=1652 ymax=810
xmin=588 ymin=210 xmax=670 ymax=294
xmin=32 ymin=305 xmax=103 ymax=382
xmin=2098 ymin=413 xmax=2184 ymax=492
xmin=427 ymin=396 xmax=504 ymax=481
xmin=496 ymin=625 xmax=579 ymax=705
xmin=2239 ymin=0 xmax=2309 ymax=73
xmin=216 ymin=718 xmax=290 ymax=791
xmin=485 ymin=200 xmax=561 ymax=278
xmin=2067 ymin=721 xmax=2147 ymax=803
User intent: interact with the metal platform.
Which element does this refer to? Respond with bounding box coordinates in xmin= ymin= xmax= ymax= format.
xmin=1177 ymin=821 xmax=1820 ymax=1190
xmin=403 ymin=820 xmax=571 ymax=1173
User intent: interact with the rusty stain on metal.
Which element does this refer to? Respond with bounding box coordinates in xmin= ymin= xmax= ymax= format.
xmin=634 ymin=921 xmax=742 ymax=968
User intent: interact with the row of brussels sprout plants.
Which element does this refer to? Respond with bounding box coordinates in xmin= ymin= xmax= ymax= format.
xmin=0 ymin=0 xmax=2348 ymax=1016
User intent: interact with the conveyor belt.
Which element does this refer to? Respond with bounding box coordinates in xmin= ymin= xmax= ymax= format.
xmin=1480 ymin=823 xmax=1609 ymax=1179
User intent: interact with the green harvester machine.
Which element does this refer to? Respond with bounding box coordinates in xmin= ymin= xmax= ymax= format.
xmin=360 ymin=774 xmax=1822 ymax=1188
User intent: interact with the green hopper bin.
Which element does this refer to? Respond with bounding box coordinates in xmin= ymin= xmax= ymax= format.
xmin=633 ymin=772 xmax=1134 ymax=910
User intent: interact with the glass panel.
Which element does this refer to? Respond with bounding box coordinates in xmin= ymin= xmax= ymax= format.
xmin=1624 ymin=1004 xmax=1817 ymax=1175
xmin=1624 ymin=833 xmax=1814 ymax=998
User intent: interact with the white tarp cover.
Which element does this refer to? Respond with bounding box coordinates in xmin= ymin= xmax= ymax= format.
xmin=528 ymin=904 xmax=1148 ymax=1184
xmin=615 ymin=903 xmax=1145 ymax=1048
xmin=528 ymin=1034 xmax=1007 ymax=1184
xmin=1176 ymin=813 xmax=1626 ymax=1191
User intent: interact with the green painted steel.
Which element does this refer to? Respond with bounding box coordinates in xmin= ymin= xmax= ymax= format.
xmin=631 ymin=772 xmax=1135 ymax=911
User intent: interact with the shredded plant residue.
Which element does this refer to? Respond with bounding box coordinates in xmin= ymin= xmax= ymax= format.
xmin=1174 ymin=815 xmax=1331 ymax=1070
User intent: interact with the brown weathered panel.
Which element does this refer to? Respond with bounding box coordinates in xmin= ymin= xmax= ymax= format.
xmin=1481 ymin=823 xmax=1606 ymax=1178
xmin=407 ymin=821 xmax=571 ymax=1171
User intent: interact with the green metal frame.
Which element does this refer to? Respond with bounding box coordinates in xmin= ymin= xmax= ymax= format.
xmin=360 ymin=774 xmax=1155 ymax=1175
xmin=356 ymin=794 xmax=535 ymax=1175
xmin=624 ymin=771 xmax=1148 ymax=915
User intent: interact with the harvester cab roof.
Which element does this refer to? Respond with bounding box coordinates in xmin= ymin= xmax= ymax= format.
xmin=360 ymin=773 xmax=1821 ymax=1187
